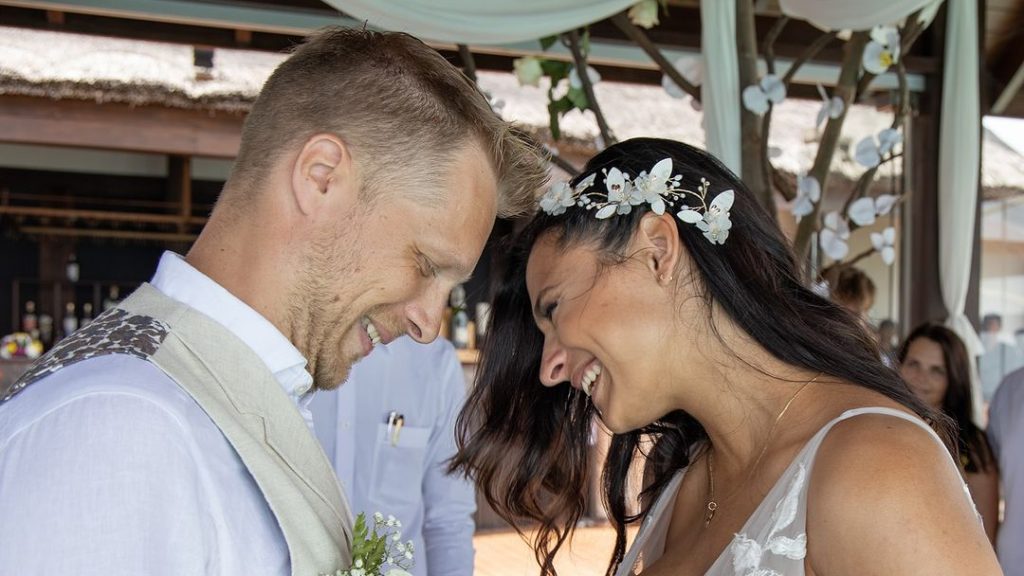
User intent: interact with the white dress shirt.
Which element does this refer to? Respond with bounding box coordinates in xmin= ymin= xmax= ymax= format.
xmin=0 ymin=251 xmax=314 ymax=575
xmin=988 ymin=367 xmax=1024 ymax=576
xmin=309 ymin=337 xmax=476 ymax=576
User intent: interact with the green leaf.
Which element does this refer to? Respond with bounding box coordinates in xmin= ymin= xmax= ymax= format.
xmin=540 ymin=35 xmax=559 ymax=51
xmin=540 ymin=59 xmax=571 ymax=83
xmin=567 ymin=86 xmax=588 ymax=110
xmin=582 ymin=28 xmax=591 ymax=56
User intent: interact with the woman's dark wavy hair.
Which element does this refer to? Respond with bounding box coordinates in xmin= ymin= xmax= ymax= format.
xmin=899 ymin=323 xmax=993 ymax=474
xmin=450 ymin=138 xmax=950 ymax=576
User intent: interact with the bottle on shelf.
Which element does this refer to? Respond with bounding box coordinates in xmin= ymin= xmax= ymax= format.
xmin=38 ymin=314 xmax=54 ymax=349
xmin=81 ymin=302 xmax=94 ymax=327
xmin=103 ymin=285 xmax=121 ymax=311
xmin=449 ymin=284 xmax=470 ymax=350
xmin=66 ymin=253 xmax=80 ymax=283
xmin=21 ymin=300 xmax=38 ymax=336
xmin=62 ymin=302 xmax=78 ymax=339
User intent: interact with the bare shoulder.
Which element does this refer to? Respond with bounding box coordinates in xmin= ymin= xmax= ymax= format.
xmin=804 ymin=410 xmax=1000 ymax=575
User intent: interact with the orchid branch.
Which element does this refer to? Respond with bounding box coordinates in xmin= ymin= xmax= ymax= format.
xmin=839 ymin=152 xmax=904 ymax=215
xmin=565 ymin=29 xmax=616 ymax=147
xmin=793 ymin=31 xmax=869 ymax=260
xmin=457 ymin=44 xmax=477 ymax=83
xmin=610 ymin=11 xmax=701 ymax=102
xmin=782 ymin=31 xmax=840 ymax=87
xmin=547 ymin=152 xmax=581 ymax=177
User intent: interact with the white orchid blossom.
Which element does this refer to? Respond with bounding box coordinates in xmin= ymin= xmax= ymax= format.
xmin=594 ymin=167 xmax=642 ymax=219
xmin=742 ymin=74 xmax=786 ymax=116
xmin=662 ymin=56 xmax=703 ymax=98
xmin=569 ymin=65 xmax=601 ymax=90
xmin=513 ymin=56 xmax=543 ymax=87
xmin=820 ymin=211 xmax=851 ymax=261
xmin=877 ymin=128 xmax=902 ymax=155
xmin=792 ymin=174 xmax=821 ymax=219
xmin=628 ymin=0 xmax=660 ymax=29
xmin=687 ymin=190 xmax=734 ymax=245
xmin=539 ymin=181 xmax=575 ymax=216
xmin=854 ymin=128 xmax=903 ymax=168
xmin=863 ymin=25 xmax=901 ymax=75
xmin=871 ymin=226 xmax=898 ymax=265
xmin=815 ymin=83 xmax=844 ymax=128
xmin=848 ymin=194 xmax=898 ymax=227
xmin=633 ymin=158 xmax=677 ymax=215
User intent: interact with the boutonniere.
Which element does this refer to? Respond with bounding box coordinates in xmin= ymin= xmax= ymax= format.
xmin=324 ymin=512 xmax=414 ymax=576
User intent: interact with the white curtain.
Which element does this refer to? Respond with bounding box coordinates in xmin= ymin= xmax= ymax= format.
xmin=938 ymin=0 xmax=985 ymax=422
xmin=322 ymin=0 xmax=637 ymax=44
xmin=700 ymin=0 xmax=742 ymax=176
xmin=778 ymin=0 xmax=938 ymax=31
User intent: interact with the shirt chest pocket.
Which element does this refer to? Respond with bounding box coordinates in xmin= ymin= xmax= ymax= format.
xmin=369 ymin=423 xmax=431 ymax=508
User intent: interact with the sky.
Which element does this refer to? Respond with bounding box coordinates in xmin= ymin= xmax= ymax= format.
xmin=984 ymin=116 xmax=1024 ymax=155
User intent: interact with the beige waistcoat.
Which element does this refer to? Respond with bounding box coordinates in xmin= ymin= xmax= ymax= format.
xmin=5 ymin=284 xmax=353 ymax=575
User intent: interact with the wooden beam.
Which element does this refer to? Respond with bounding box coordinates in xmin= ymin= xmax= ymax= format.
xmin=0 ymin=95 xmax=243 ymax=158
xmin=991 ymin=58 xmax=1024 ymax=114
xmin=18 ymin=226 xmax=197 ymax=243
xmin=988 ymin=0 xmax=1024 ymax=113
xmin=234 ymin=28 xmax=252 ymax=46
xmin=0 ymin=205 xmax=206 ymax=226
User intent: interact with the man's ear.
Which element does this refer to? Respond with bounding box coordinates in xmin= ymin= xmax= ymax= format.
xmin=638 ymin=212 xmax=683 ymax=284
xmin=291 ymin=134 xmax=352 ymax=216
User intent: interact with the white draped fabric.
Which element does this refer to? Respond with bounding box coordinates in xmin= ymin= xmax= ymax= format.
xmin=322 ymin=0 xmax=637 ymax=44
xmin=937 ymin=0 xmax=985 ymax=422
xmin=700 ymin=0 xmax=742 ymax=176
xmin=778 ymin=0 xmax=937 ymax=31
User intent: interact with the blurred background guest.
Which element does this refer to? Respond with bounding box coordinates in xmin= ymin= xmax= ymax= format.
xmin=825 ymin=264 xmax=876 ymax=321
xmin=877 ymin=319 xmax=899 ymax=367
xmin=980 ymin=314 xmax=1024 ymax=402
xmin=899 ymin=323 xmax=999 ymax=544
xmin=310 ymin=337 xmax=476 ymax=576
xmin=989 ymin=366 xmax=1024 ymax=576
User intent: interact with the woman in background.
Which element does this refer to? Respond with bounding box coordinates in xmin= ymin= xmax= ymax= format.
xmin=900 ymin=322 xmax=1000 ymax=543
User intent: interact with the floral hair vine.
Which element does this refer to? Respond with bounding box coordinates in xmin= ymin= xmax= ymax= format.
xmin=539 ymin=158 xmax=735 ymax=245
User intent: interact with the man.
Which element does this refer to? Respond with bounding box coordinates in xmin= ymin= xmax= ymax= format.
xmin=310 ymin=337 xmax=475 ymax=576
xmin=0 ymin=28 xmax=546 ymax=576
xmin=980 ymin=314 xmax=1024 ymax=401
xmin=988 ymin=366 xmax=1024 ymax=575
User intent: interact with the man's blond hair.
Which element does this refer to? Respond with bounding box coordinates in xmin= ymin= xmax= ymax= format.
xmin=230 ymin=27 xmax=548 ymax=217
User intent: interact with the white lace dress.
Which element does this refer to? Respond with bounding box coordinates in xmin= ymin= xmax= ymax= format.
xmin=615 ymin=407 xmax=971 ymax=576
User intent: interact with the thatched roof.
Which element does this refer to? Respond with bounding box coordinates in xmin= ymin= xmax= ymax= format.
xmin=1 ymin=25 xmax=1022 ymax=196
xmin=0 ymin=26 xmax=277 ymax=112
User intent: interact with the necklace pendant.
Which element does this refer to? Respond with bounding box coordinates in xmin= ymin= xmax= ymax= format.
xmin=705 ymin=501 xmax=718 ymax=526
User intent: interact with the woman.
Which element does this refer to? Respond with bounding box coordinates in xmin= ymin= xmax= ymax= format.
xmin=451 ymin=138 xmax=998 ymax=575
xmin=900 ymin=323 xmax=1000 ymax=543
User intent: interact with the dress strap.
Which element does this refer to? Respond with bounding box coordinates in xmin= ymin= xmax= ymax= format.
xmin=799 ymin=406 xmax=949 ymax=469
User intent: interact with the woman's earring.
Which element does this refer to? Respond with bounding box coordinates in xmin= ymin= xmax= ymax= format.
xmin=659 ymin=273 xmax=673 ymax=284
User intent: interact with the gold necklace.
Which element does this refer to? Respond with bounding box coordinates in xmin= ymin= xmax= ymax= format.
xmin=704 ymin=372 xmax=821 ymax=527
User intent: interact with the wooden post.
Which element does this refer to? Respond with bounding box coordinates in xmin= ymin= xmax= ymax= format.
xmin=903 ymin=11 xmax=948 ymax=333
xmin=168 ymin=155 xmax=192 ymax=236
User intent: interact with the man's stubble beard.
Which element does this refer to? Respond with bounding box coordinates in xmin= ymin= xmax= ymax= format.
xmin=291 ymin=224 xmax=363 ymax=391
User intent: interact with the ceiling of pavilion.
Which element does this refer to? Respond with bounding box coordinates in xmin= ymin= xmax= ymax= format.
xmin=1 ymin=0 xmax=1022 ymax=116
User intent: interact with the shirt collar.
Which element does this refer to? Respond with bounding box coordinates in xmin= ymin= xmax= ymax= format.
xmin=150 ymin=251 xmax=315 ymax=405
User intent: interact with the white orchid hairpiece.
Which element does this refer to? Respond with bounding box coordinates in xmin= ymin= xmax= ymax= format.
xmin=538 ymin=158 xmax=736 ymax=245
